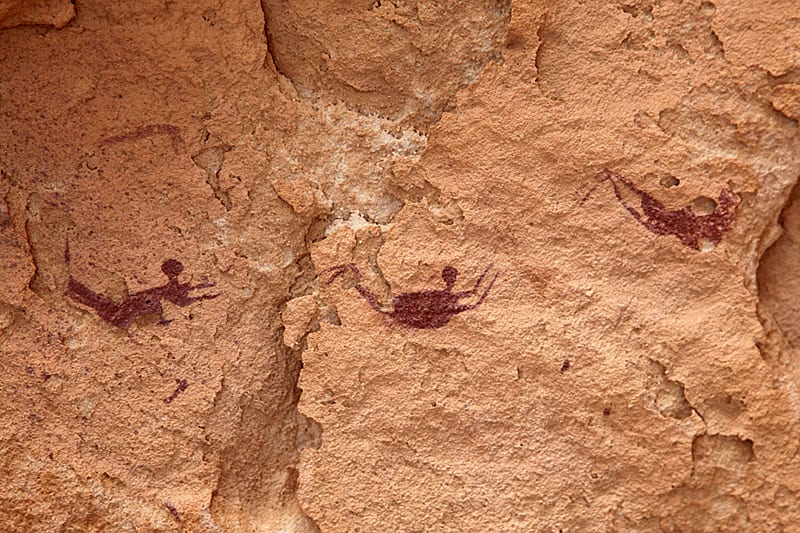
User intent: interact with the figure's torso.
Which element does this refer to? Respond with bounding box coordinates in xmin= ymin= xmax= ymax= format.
xmin=390 ymin=291 xmax=459 ymax=329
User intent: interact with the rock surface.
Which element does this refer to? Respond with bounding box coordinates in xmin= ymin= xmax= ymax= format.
xmin=1 ymin=0 xmax=798 ymax=531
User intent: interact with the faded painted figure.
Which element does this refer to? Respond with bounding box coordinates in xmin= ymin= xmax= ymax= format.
xmin=582 ymin=169 xmax=739 ymax=251
xmin=322 ymin=263 xmax=499 ymax=329
xmin=65 ymin=242 xmax=219 ymax=328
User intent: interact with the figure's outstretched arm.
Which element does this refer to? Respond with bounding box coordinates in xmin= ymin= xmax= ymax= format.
xmin=581 ymin=169 xmax=657 ymax=222
xmin=171 ymin=292 xmax=221 ymax=306
xmin=595 ymin=171 xmax=654 ymax=225
xmin=319 ymin=263 xmax=362 ymax=284
xmin=611 ymin=181 xmax=645 ymax=224
xmin=188 ymin=280 xmax=216 ymax=290
xmin=163 ymin=284 xmax=220 ymax=306
xmin=581 ymin=169 xmax=638 ymax=204
xmin=454 ymin=264 xmax=495 ymax=298
xmin=353 ymin=283 xmax=385 ymax=313
xmin=321 ymin=263 xmax=387 ymax=313
xmin=606 ymin=171 xmax=649 ymax=199
xmin=579 ymin=169 xmax=616 ymax=205
xmin=454 ymin=271 xmax=499 ymax=312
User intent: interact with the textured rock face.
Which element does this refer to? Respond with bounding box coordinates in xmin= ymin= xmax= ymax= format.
xmin=1 ymin=1 xmax=799 ymax=532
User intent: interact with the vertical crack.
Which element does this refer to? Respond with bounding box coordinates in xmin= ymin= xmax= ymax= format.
xmin=192 ymin=144 xmax=232 ymax=211
xmin=755 ymin=173 xmax=800 ymax=363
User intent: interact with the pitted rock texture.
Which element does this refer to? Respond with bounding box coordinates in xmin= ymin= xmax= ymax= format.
xmin=1 ymin=1 xmax=799 ymax=532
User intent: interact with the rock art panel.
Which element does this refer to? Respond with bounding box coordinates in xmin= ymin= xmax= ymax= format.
xmin=297 ymin=0 xmax=800 ymax=531
xmin=1 ymin=0 xmax=800 ymax=531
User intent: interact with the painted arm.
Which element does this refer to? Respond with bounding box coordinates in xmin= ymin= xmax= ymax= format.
xmin=162 ymin=282 xmax=220 ymax=306
xmin=320 ymin=263 xmax=361 ymax=284
xmin=454 ymin=271 xmax=499 ymax=312
xmin=354 ymin=283 xmax=385 ymax=313
xmin=582 ymin=169 xmax=654 ymax=223
xmin=454 ymin=264 xmax=495 ymax=298
xmin=321 ymin=263 xmax=386 ymax=313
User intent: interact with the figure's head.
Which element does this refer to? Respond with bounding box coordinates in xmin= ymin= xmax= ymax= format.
xmin=161 ymin=259 xmax=184 ymax=278
xmin=442 ymin=266 xmax=458 ymax=289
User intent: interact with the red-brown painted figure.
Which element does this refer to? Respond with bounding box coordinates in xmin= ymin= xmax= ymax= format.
xmin=65 ymin=242 xmax=218 ymax=328
xmin=322 ymin=263 xmax=499 ymax=329
xmin=581 ymin=169 xmax=739 ymax=251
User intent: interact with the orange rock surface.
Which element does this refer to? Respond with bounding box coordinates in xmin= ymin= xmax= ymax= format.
xmin=1 ymin=0 xmax=798 ymax=531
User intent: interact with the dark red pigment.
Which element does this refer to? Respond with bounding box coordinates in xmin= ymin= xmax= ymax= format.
xmin=322 ymin=263 xmax=499 ymax=329
xmin=100 ymin=124 xmax=184 ymax=154
xmin=164 ymin=378 xmax=189 ymax=404
xmin=164 ymin=501 xmax=181 ymax=522
xmin=581 ymin=169 xmax=739 ymax=251
xmin=65 ymin=242 xmax=218 ymax=328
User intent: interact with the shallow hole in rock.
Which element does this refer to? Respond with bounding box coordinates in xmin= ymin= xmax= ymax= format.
xmin=697 ymin=237 xmax=717 ymax=253
xmin=659 ymin=175 xmax=680 ymax=188
xmin=692 ymin=196 xmax=717 ymax=215
xmin=700 ymin=0 xmax=716 ymax=15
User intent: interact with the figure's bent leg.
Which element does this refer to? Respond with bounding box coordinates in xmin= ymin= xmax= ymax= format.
xmin=66 ymin=276 xmax=125 ymax=326
xmin=154 ymin=302 xmax=173 ymax=325
xmin=321 ymin=263 xmax=385 ymax=312
xmin=66 ymin=276 xmax=116 ymax=311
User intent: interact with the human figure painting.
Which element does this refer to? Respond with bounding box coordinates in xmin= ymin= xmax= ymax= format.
xmin=65 ymin=241 xmax=218 ymax=328
xmin=322 ymin=263 xmax=499 ymax=329
xmin=582 ymin=169 xmax=738 ymax=251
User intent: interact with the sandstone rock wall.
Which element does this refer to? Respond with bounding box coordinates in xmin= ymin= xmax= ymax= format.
xmin=1 ymin=0 xmax=798 ymax=531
